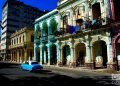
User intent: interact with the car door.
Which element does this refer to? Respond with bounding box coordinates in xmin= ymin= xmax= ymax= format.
xmin=24 ymin=62 xmax=29 ymax=70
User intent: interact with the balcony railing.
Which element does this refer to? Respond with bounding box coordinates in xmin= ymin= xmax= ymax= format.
xmin=55 ymin=18 xmax=109 ymax=38
xmin=9 ymin=42 xmax=33 ymax=49
xmin=48 ymin=34 xmax=57 ymax=42
xmin=41 ymin=36 xmax=48 ymax=43
xmin=34 ymin=38 xmax=40 ymax=45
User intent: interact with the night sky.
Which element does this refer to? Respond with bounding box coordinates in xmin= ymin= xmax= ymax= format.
xmin=0 ymin=0 xmax=59 ymax=34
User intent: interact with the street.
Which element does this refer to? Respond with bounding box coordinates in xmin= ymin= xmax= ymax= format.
xmin=0 ymin=62 xmax=119 ymax=86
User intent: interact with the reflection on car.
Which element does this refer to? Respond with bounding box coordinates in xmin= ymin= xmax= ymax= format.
xmin=20 ymin=61 xmax=43 ymax=71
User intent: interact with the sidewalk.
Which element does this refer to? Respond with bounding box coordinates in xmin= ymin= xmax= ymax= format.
xmin=43 ymin=65 xmax=119 ymax=74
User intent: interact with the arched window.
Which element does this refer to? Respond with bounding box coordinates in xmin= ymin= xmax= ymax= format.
xmin=50 ymin=18 xmax=57 ymax=35
xmin=42 ymin=22 xmax=48 ymax=36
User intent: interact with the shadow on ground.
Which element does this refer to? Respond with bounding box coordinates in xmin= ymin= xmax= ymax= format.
xmin=0 ymin=62 xmax=19 ymax=69
xmin=0 ymin=74 xmax=118 ymax=86
xmin=32 ymin=69 xmax=54 ymax=74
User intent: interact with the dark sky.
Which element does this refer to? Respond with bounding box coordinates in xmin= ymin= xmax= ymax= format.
xmin=0 ymin=0 xmax=59 ymax=34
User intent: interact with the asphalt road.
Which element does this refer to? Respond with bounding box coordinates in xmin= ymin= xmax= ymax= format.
xmin=0 ymin=62 xmax=119 ymax=86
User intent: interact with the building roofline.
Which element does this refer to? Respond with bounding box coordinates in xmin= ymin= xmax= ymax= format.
xmin=10 ymin=27 xmax=34 ymax=38
xmin=34 ymin=9 xmax=58 ymax=24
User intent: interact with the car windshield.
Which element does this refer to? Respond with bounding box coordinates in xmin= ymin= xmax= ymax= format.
xmin=31 ymin=62 xmax=38 ymax=64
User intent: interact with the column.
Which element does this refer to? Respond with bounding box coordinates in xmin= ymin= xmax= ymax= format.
xmin=34 ymin=44 xmax=38 ymax=61
xmin=19 ymin=50 xmax=21 ymax=63
xmin=90 ymin=45 xmax=95 ymax=69
xmin=100 ymin=1 xmax=106 ymax=25
xmin=70 ymin=46 xmax=76 ymax=67
xmin=11 ymin=51 xmax=13 ymax=61
xmin=47 ymin=45 xmax=51 ymax=65
xmin=15 ymin=51 xmax=16 ymax=62
xmin=106 ymin=0 xmax=112 ymax=19
xmin=85 ymin=45 xmax=91 ymax=63
xmin=107 ymin=43 xmax=118 ymax=70
xmin=107 ymin=43 xmax=113 ymax=63
xmin=24 ymin=49 xmax=27 ymax=61
xmin=21 ymin=50 xmax=24 ymax=62
xmin=40 ymin=45 xmax=43 ymax=64
xmin=17 ymin=50 xmax=19 ymax=62
xmin=59 ymin=13 xmax=63 ymax=28
xmin=47 ymin=21 xmax=51 ymax=35
xmin=13 ymin=51 xmax=14 ymax=61
xmin=59 ymin=47 xmax=63 ymax=66
xmin=85 ymin=2 xmax=89 ymax=21
xmin=72 ymin=11 xmax=76 ymax=26
xmin=55 ymin=41 xmax=61 ymax=66
xmin=69 ymin=39 xmax=75 ymax=67
xmin=44 ymin=49 xmax=47 ymax=64
xmin=13 ymin=52 xmax=14 ymax=61
xmin=56 ymin=44 xmax=60 ymax=66
xmin=88 ymin=3 xmax=92 ymax=20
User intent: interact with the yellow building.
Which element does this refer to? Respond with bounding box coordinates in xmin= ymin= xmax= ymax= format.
xmin=9 ymin=27 xmax=35 ymax=63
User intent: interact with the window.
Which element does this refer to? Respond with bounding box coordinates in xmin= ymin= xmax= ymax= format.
xmin=19 ymin=36 xmax=21 ymax=43
xmin=17 ymin=38 xmax=18 ymax=44
xmin=31 ymin=35 xmax=34 ymax=42
xmin=23 ymin=35 xmax=24 ymax=42
xmin=14 ymin=39 xmax=16 ymax=45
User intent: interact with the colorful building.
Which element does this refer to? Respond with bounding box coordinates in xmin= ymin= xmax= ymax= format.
xmin=9 ymin=27 xmax=35 ymax=63
xmin=34 ymin=0 xmax=120 ymax=71
xmin=34 ymin=9 xmax=59 ymax=65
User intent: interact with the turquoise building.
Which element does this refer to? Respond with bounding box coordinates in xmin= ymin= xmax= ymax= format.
xmin=34 ymin=0 xmax=120 ymax=71
xmin=34 ymin=9 xmax=60 ymax=65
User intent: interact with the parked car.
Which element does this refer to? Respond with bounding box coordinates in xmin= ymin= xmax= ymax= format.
xmin=20 ymin=61 xmax=43 ymax=71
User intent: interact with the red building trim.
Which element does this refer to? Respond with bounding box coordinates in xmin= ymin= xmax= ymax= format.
xmin=112 ymin=34 xmax=120 ymax=62
xmin=110 ymin=0 xmax=115 ymax=20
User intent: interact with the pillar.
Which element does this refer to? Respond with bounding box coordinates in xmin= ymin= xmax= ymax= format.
xmin=34 ymin=44 xmax=38 ymax=61
xmin=24 ymin=49 xmax=27 ymax=61
xmin=55 ymin=41 xmax=62 ymax=66
xmin=40 ymin=45 xmax=43 ymax=64
xmin=11 ymin=51 xmax=13 ymax=61
xmin=90 ymin=45 xmax=95 ymax=69
xmin=106 ymin=0 xmax=112 ymax=19
xmin=85 ymin=2 xmax=89 ymax=21
xmin=85 ymin=44 xmax=94 ymax=69
xmin=47 ymin=21 xmax=51 ymax=35
xmin=56 ymin=44 xmax=60 ymax=66
xmin=44 ymin=48 xmax=47 ymax=64
xmin=107 ymin=42 xmax=118 ymax=71
xmin=21 ymin=49 xmax=24 ymax=62
xmin=70 ymin=46 xmax=76 ymax=67
xmin=47 ymin=45 xmax=51 ymax=65
xmin=59 ymin=13 xmax=63 ymax=28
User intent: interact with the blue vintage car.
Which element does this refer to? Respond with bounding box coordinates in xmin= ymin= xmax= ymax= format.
xmin=20 ymin=61 xmax=43 ymax=71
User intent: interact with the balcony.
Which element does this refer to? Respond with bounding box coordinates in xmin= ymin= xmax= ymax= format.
xmin=48 ymin=34 xmax=57 ymax=42
xmin=41 ymin=36 xmax=48 ymax=43
xmin=55 ymin=19 xmax=109 ymax=39
xmin=9 ymin=42 xmax=28 ymax=49
xmin=34 ymin=38 xmax=40 ymax=45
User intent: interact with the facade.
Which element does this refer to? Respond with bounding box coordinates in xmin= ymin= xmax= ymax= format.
xmin=9 ymin=27 xmax=36 ymax=63
xmin=34 ymin=0 xmax=120 ymax=71
xmin=0 ymin=0 xmax=46 ymax=60
xmin=34 ymin=9 xmax=59 ymax=65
